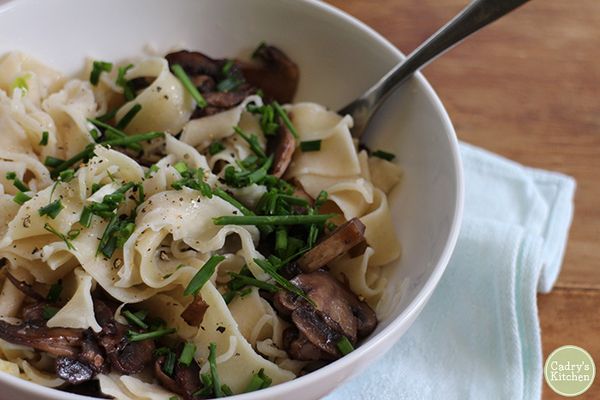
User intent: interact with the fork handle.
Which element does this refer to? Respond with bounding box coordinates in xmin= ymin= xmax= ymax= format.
xmin=339 ymin=0 xmax=530 ymax=129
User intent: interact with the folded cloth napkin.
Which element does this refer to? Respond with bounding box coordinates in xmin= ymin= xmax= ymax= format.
xmin=325 ymin=142 xmax=576 ymax=400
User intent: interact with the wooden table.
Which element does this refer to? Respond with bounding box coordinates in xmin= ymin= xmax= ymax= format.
xmin=325 ymin=1 xmax=600 ymax=398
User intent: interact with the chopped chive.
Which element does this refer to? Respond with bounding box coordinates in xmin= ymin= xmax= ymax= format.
xmin=245 ymin=368 xmax=272 ymax=392
xmin=42 ymin=305 xmax=59 ymax=320
xmin=145 ymin=164 xmax=159 ymax=178
xmin=163 ymin=350 xmax=176 ymax=376
xmin=337 ymin=336 xmax=354 ymax=355
xmin=116 ymin=64 xmax=135 ymax=101
xmin=213 ymin=214 xmax=336 ymax=226
xmin=315 ymin=190 xmax=328 ymax=208
xmin=90 ymin=61 xmax=113 ymax=86
xmin=183 ymin=255 xmax=225 ymax=296
xmin=273 ymin=101 xmax=299 ymax=139
xmin=79 ymin=207 xmax=93 ymax=228
xmin=115 ymin=103 xmax=142 ymax=130
xmin=208 ymin=342 xmax=223 ymax=397
xmin=58 ymin=169 xmax=75 ymax=182
xmin=179 ymin=342 xmax=197 ymax=366
xmin=13 ymin=191 xmax=31 ymax=205
xmin=46 ymin=280 xmax=62 ymax=302
xmin=44 ymin=156 xmax=65 ymax=168
xmin=278 ymin=194 xmax=310 ymax=207
xmin=7 ymin=174 xmax=30 ymax=192
xmin=39 ymin=131 xmax=49 ymax=146
xmin=233 ymin=126 xmax=266 ymax=159
xmin=372 ymin=150 xmax=396 ymax=161
xmin=208 ymin=142 xmax=225 ymax=155
xmin=44 ymin=223 xmax=76 ymax=250
xmin=128 ymin=327 xmax=176 ymax=342
xmin=253 ymin=258 xmax=313 ymax=305
xmin=228 ymin=272 xmax=279 ymax=293
xmin=247 ymin=155 xmax=273 ymax=184
xmin=173 ymin=161 xmax=188 ymax=174
xmin=38 ymin=199 xmax=64 ymax=219
xmin=67 ymin=229 xmax=80 ymax=240
xmin=123 ymin=310 xmax=149 ymax=329
xmin=300 ymin=140 xmax=321 ymax=152
xmin=275 ymin=228 xmax=287 ymax=254
xmin=169 ymin=397 xmax=179 ymax=400
xmin=171 ymin=64 xmax=207 ymax=108
xmin=11 ymin=74 xmax=29 ymax=92
xmin=96 ymin=108 xmax=118 ymax=123
xmin=221 ymin=385 xmax=233 ymax=396
xmin=212 ymin=188 xmax=253 ymax=216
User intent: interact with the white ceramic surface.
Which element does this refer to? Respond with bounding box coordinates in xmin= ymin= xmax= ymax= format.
xmin=0 ymin=0 xmax=464 ymax=399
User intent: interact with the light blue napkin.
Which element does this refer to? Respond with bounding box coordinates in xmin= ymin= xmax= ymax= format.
xmin=326 ymin=142 xmax=576 ymax=400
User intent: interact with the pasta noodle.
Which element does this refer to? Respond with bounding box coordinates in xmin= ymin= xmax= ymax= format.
xmin=0 ymin=48 xmax=402 ymax=399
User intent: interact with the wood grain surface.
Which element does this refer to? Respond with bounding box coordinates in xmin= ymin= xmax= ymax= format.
xmin=324 ymin=0 xmax=600 ymax=398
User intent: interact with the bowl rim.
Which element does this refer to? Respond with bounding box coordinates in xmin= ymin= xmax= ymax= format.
xmin=0 ymin=0 xmax=464 ymax=399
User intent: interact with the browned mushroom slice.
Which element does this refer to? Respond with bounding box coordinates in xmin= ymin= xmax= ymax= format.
xmin=296 ymin=218 xmax=366 ymax=273
xmin=204 ymin=90 xmax=253 ymax=109
xmin=274 ymin=271 xmax=377 ymax=360
xmin=180 ymin=296 xmax=209 ymax=327
xmin=0 ymin=320 xmax=83 ymax=357
xmin=239 ymin=44 xmax=299 ymax=103
xmin=79 ymin=330 xmax=106 ymax=373
xmin=55 ymin=356 xmax=95 ymax=385
xmin=5 ymin=271 xmax=44 ymax=301
xmin=271 ymin=118 xmax=296 ymax=178
xmin=93 ymin=299 xmax=154 ymax=374
xmin=165 ymin=50 xmax=222 ymax=77
xmin=155 ymin=354 xmax=202 ymax=400
xmin=21 ymin=302 xmax=50 ymax=322
xmin=284 ymin=327 xmax=333 ymax=361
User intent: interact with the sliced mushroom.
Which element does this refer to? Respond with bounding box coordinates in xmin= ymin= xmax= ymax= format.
xmin=165 ymin=50 xmax=222 ymax=77
xmin=21 ymin=302 xmax=50 ymax=322
xmin=273 ymin=271 xmax=377 ymax=360
xmin=5 ymin=271 xmax=44 ymax=301
xmin=239 ymin=44 xmax=299 ymax=103
xmin=204 ymin=90 xmax=253 ymax=109
xmin=180 ymin=296 xmax=209 ymax=327
xmin=94 ymin=299 xmax=154 ymax=374
xmin=283 ymin=327 xmax=331 ymax=361
xmin=79 ymin=330 xmax=106 ymax=373
xmin=296 ymin=218 xmax=366 ymax=273
xmin=271 ymin=117 xmax=296 ymax=178
xmin=0 ymin=320 xmax=83 ymax=357
xmin=55 ymin=356 xmax=95 ymax=385
xmin=155 ymin=353 xmax=202 ymax=400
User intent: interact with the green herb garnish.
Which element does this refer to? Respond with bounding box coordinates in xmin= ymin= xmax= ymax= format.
xmin=43 ymin=223 xmax=75 ymax=250
xmin=42 ymin=305 xmax=59 ymax=320
xmin=273 ymin=101 xmax=299 ymax=139
xmin=90 ymin=61 xmax=113 ymax=86
xmin=116 ymin=64 xmax=135 ymax=101
xmin=123 ymin=310 xmax=149 ymax=329
xmin=336 ymin=336 xmax=354 ymax=355
xmin=183 ymin=255 xmax=225 ymax=296
xmin=372 ymin=150 xmax=396 ymax=161
xmin=214 ymin=214 xmax=335 ymax=226
xmin=178 ymin=342 xmax=197 ymax=366
xmin=208 ymin=142 xmax=225 ymax=155
xmin=39 ymin=131 xmax=49 ymax=146
xmin=115 ymin=103 xmax=142 ymax=130
xmin=300 ymin=140 xmax=321 ymax=152
xmin=245 ymin=368 xmax=272 ymax=392
xmin=208 ymin=342 xmax=223 ymax=397
xmin=253 ymin=258 xmax=312 ymax=305
xmin=171 ymin=64 xmax=207 ymax=108
xmin=128 ymin=327 xmax=176 ymax=342
xmin=233 ymin=126 xmax=266 ymax=159
xmin=46 ymin=280 xmax=62 ymax=302
xmin=38 ymin=199 xmax=64 ymax=219
xmin=13 ymin=191 xmax=31 ymax=205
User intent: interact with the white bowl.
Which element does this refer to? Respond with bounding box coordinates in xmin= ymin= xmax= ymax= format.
xmin=0 ymin=0 xmax=463 ymax=398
